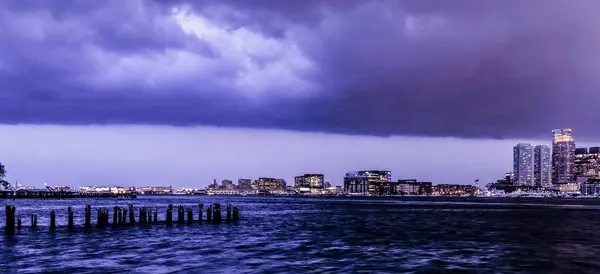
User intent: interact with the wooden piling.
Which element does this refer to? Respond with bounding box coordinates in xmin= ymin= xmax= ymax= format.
xmin=198 ymin=204 xmax=203 ymax=223
xmin=154 ymin=210 xmax=158 ymax=223
xmin=85 ymin=204 xmax=92 ymax=228
xmin=113 ymin=207 xmax=118 ymax=227
xmin=122 ymin=208 xmax=127 ymax=225
xmin=139 ymin=208 xmax=144 ymax=224
xmin=166 ymin=204 xmax=173 ymax=226
xmin=226 ymin=204 xmax=232 ymax=223
xmin=177 ymin=205 xmax=184 ymax=224
xmin=187 ymin=208 xmax=193 ymax=224
xmin=233 ymin=207 xmax=239 ymax=222
xmin=50 ymin=210 xmax=56 ymax=230
xmin=5 ymin=205 xmax=15 ymax=233
xmin=68 ymin=207 xmax=74 ymax=229
xmin=148 ymin=209 xmax=152 ymax=223
xmin=17 ymin=216 xmax=21 ymax=229
xmin=213 ymin=204 xmax=222 ymax=224
xmin=31 ymin=214 xmax=37 ymax=228
xmin=129 ymin=204 xmax=135 ymax=226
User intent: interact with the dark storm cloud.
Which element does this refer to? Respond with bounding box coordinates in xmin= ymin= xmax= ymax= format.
xmin=2 ymin=0 xmax=600 ymax=139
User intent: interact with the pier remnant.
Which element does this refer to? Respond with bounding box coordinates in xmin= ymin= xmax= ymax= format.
xmin=31 ymin=214 xmax=37 ymax=228
xmin=68 ymin=207 xmax=74 ymax=229
xmin=5 ymin=205 xmax=15 ymax=233
xmin=187 ymin=208 xmax=193 ymax=224
xmin=50 ymin=210 xmax=56 ymax=230
xmin=128 ymin=204 xmax=135 ymax=226
xmin=17 ymin=216 xmax=21 ymax=230
xmin=199 ymin=204 xmax=203 ymax=223
xmin=113 ymin=207 xmax=118 ymax=227
xmin=154 ymin=210 xmax=158 ymax=223
xmin=166 ymin=204 xmax=173 ymax=226
xmin=85 ymin=204 xmax=91 ymax=228
xmin=177 ymin=205 xmax=184 ymax=224
xmin=233 ymin=207 xmax=239 ymax=222
xmin=213 ymin=203 xmax=222 ymax=224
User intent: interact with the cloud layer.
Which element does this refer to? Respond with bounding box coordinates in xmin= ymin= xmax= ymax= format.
xmin=2 ymin=0 xmax=600 ymax=139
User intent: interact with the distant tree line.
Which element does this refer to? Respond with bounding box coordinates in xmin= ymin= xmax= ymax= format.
xmin=0 ymin=162 xmax=8 ymax=189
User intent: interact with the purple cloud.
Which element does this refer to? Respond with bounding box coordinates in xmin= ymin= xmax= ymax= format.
xmin=1 ymin=0 xmax=600 ymax=139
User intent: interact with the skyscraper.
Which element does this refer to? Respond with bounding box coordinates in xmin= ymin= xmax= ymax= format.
xmin=552 ymin=128 xmax=576 ymax=185
xmin=534 ymin=145 xmax=551 ymax=186
xmin=513 ymin=143 xmax=534 ymax=186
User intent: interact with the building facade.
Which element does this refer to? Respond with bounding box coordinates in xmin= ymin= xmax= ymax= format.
xmin=513 ymin=143 xmax=534 ymax=186
xmin=257 ymin=178 xmax=287 ymax=190
xmin=552 ymin=128 xmax=576 ymax=185
xmin=343 ymin=175 xmax=369 ymax=194
xmin=237 ymin=179 xmax=252 ymax=190
xmin=346 ymin=170 xmax=392 ymax=195
xmin=294 ymin=174 xmax=324 ymax=189
xmin=575 ymin=147 xmax=600 ymax=181
xmin=534 ymin=145 xmax=551 ymax=186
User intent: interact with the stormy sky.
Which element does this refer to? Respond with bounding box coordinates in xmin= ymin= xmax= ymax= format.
xmin=1 ymin=1 xmax=599 ymax=187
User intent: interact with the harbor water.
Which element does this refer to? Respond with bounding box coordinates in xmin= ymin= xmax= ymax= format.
xmin=2 ymin=196 xmax=600 ymax=273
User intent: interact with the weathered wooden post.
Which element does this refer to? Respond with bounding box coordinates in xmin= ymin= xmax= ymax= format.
xmin=207 ymin=205 xmax=212 ymax=223
xmin=198 ymin=204 xmax=203 ymax=223
xmin=213 ymin=203 xmax=222 ymax=224
xmin=154 ymin=210 xmax=158 ymax=223
xmin=31 ymin=214 xmax=37 ymax=228
xmin=147 ymin=209 xmax=152 ymax=223
xmin=17 ymin=216 xmax=21 ymax=230
xmin=129 ymin=204 xmax=135 ymax=226
xmin=226 ymin=204 xmax=232 ymax=223
xmin=139 ymin=208 xmax=144 ymax=224
xmin=187 ymin=208 xmax=193 ymax=224
xmin=68 ymin=207 xmax=74 ymax=229
xmin=85 ymin=204 xmax=92 ymax=228
xmin=166 ymin=204 xmax=173 ymax=226
xmin=177 ymin=205 xmax=184 ymax=224
xmin=113 ymin=207 xmax=118 ymax=227
xmin=233 ymin=207 xmax=239 ymax=222
xmin=50 ymin=210 xmax=56 ymax=230
xmin=122 ymin=208 xmax=127 ymax=225
xmin=5 ymin=205 xmax=15 ymax=233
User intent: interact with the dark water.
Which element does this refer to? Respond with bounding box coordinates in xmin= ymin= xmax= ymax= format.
xmin=2 ymin=196 xmax=600 ymax=273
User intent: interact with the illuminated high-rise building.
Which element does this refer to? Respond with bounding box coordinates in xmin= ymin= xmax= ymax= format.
xmin=513 ymin=143 xmax=533 ymax=186
xmin=534 ymin=145 xmax=551 ymax=186
xmin=552 ymin=128 xmax=576 ymax=184
xmin=575 ymin=147 xmax=600 ymax=181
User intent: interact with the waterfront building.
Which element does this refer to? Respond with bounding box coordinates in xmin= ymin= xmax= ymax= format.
xmin=575 ymin=147 xmax=600 ymax=181
xmin=552 ymin=128 xmax=576 ymax=184
xmin=395 ymin=179 xmax=432 ymax=195
xmin=343 ymin=175 xmax=369 ymax=194
xmin=294 ymin=174 xmax=324 ymax=189
xmin=346 ymin=170 xmax=391 ymax=195
xmin=580 ymin=179 xmax=600 ymax=195
xmin=534 ymin=145 xmax=551 ymax=186
xmin=221 ymin=179 xmax=235 ymax=190
xmin=238 ymin=179 xmax=252 ymax=190
xmin=54 ymin=186 xmax=72 ymax=192
xmin=136 ymin=186 xmax=172 ymax=195
xmin=257 ymin=178 xmax=287 ymax=190
xmin=513 ymin=143 xmax=534 ymax=186
xmin=433 ymin=184 xmax=477 ymax=196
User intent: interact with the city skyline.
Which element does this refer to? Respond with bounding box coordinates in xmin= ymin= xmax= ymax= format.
xmin=3 ymin=1 xmax=600 ymax=189
xmin=3 ymin=125 xmax=600 ymax=189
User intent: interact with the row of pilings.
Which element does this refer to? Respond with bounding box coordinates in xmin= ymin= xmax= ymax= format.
xmin=4 ymin=203 xmax=239 ymax=234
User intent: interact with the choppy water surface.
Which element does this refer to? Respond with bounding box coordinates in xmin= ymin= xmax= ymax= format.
xmin=2 ymin=196 xmax=600 ymax=273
